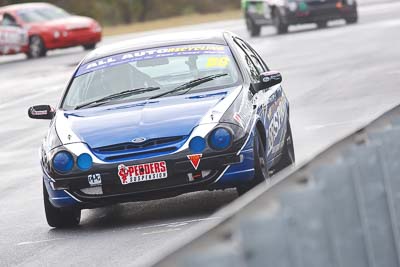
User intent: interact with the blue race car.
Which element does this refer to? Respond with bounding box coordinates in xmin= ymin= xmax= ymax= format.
xmin=28 ymin=31 xmax=295 ymax=228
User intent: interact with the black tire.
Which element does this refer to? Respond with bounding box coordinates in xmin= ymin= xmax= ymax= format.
xmin=345 ymin=14 xmax=358 ymax=24
xmin=237 ymin=129 xmax=269 ymax=196
xmin=273 ymin=120 xmax=295 ymax=173
xmin=246 ymin=17 xmax=261 ymax=37
xmin=273 ymin=9 xmax=288 ymax=35
xmin=317 ymin=21 xmax=328 ymax=29
xmin=27 ymin=35 xmax=47 ymax=59
xmin=43 ymin=182 xmax=81 ymax=228
xmin=83 ymin=43 xmax=97 ymax=50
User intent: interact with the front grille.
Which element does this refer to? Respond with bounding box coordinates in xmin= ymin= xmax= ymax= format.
xmin=105 ymin=147 xmax=177 ymax=161
xmin=95 ymin=136 xmax=185 ymax=153
xmin=92 ymin=136 xmax=187 ymax=162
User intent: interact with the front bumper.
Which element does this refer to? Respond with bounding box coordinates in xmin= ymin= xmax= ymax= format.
xmin=44 ymin=146 xmax=255 ymax=209
xmin=44 ymin=30 xmax=102 ymax=50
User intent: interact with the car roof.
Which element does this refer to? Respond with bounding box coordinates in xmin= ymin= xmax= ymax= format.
xmin=83 ymin=30 xmax=233 ymax=64
xmin=0 ymin=2 xmax=53 ymax=12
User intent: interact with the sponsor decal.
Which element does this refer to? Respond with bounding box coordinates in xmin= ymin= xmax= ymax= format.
xmin=118 ymin=161 xmax=168 ymax=185
xmin=31 ymin=109 xmax=48 ymax=116
xmin=88 ymin=173 xmax=102 ymax=186
xmin=188 ymin=171 xmax=202 ymax=182
xmin=233 ymin=112 xmax=244 ymax=127
xmin=262 ymin=76 xmax=271 ymax=83
xmin=267 ymin=97 xmax=287 ymax=154
xmin=75 ymin=44 xmax=230 ymax=77
xmin=188 ymin=170 xmax=212 ymax=182
xmin=0 ymin=27 xmax=27 ymax=54
xmin=267 ymin=90 xmax=283 ymax=120
xmin=0 ymin=28 xmax=25 ymax=43
xmin=187 ymin=154 xmax=202 ymax=170
xmin=262 ymin=73 xmax=281 ymax=83
xmin=206 ymin=56 xmax=230 ymax=68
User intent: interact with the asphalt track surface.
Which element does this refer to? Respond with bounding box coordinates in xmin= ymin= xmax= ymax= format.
xmin=1 ymin=1 xmax=400 ymax=266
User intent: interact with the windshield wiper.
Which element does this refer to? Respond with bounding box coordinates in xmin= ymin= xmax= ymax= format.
xmin=149 ymin=74 xmax=228 ymax=100
xmin=75 ymin=87 xmax=161 ymax=110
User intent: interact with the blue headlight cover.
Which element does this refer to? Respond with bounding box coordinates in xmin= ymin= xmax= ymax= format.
xmin=77 ymin=153 xmax=93 ymax=170
xmin=209 ymin=128 xmax=232 ymax=150
xmin=189 ymin=136 xmax=206 ymax=153
xmin=53 ymin=151 xmax=74 ymax=173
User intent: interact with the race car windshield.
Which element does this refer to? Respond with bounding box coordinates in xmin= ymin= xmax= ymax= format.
xmin=62 ymin=44 xmax=242 ymax=110
xmin=18 ymin=6 xmax=70 ymax=23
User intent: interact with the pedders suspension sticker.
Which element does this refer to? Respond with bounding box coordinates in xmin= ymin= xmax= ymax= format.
xmin=118 ymin=161 xmax=168 ymax=185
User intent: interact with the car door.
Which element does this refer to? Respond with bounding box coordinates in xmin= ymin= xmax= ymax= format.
xmin=234 ymin=38 xmax=287 ymax=163
xmin=0 ymin=13 xmax=28 ymax=55
xmin=246 ymin=42 xmax=288 ymax=162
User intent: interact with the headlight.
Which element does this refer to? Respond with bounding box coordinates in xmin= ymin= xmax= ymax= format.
xmin=53 ymin=31 xmax=60 ymax=39
xmin=209 ymin=128 xmax=232 ymax=150
xmin=77 ymin=153 xmax=93 ymax=171
xmin=189 ymin=136 xmax=206 ymax=153
xmin=53 ymin=151 xmax=74 ymax=173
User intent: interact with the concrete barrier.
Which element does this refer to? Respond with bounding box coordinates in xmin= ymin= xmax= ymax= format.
xmin=153 ymin=105 xmax=400 ymax=267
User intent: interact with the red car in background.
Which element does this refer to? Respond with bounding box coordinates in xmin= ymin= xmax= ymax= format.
xmin=0 ymin=2 xmax=102 ymax=58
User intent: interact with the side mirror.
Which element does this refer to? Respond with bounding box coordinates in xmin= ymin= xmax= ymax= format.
xmin=28 ymin=105 xmax=56 ymax=120
xmin=253 ymin=71 xmax=282 ymax=92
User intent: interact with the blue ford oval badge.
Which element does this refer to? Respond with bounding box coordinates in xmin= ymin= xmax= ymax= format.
xmin=132 ymin=137 xmax=147 ymax=144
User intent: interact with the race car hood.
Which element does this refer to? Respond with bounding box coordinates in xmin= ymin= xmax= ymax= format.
xmin=27 ymin=16 xmax=94 ymax=30
xmin=55 ymin=88 xmax=240 ymax=149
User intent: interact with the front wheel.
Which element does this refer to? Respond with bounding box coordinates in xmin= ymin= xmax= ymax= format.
xmin=246 ymin=17 xmax=261 ymax=37
xmin=43 ymin=182 xmax=81 ymax=228
xmin=27 ymin=35 xmax=47 ymax=59
xmin=237 ymin=129 xmax=269 ymax=196
xmin=273 ymin=10 xmax=289 ymax=34
xmin=345 ymin=14 xmax=358 ymax=24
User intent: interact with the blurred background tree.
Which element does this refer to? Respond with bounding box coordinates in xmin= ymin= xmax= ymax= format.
xmin=0 ymin=0 xmax=240 ymax=25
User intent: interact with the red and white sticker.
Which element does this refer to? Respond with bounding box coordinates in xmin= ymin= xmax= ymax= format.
xmin=233 ymin=112 xmax=244 ymax=127
xmin=118 ymin=161 xmax=168 ymax=185
xmin=187 ymin=154 xmax=202 ymax=170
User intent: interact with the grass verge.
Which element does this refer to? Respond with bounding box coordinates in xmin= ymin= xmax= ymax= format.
xmin=103 ymin=9 xmax=242 ymax=36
